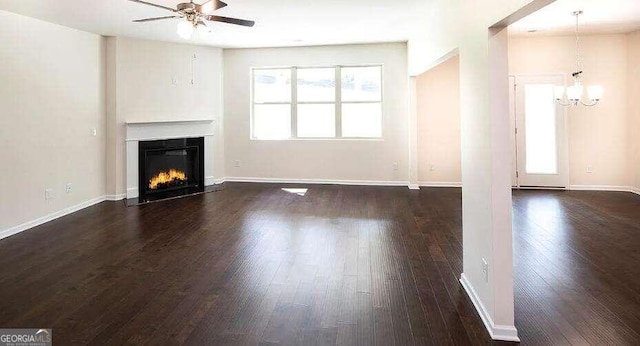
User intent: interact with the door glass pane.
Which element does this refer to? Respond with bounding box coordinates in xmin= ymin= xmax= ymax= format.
xmin=524 ymin=84 xmax=557 ymax=174
xmin=253 ymin=104 xmax=291 ymax=139
xmin=297 ymin=104 xmax=335 ymax=138
xmin=253 ymin=69 xmax=291 ymax=103
xmin=342 ymin=103 xmax=382 ymax=138
xmin=297 ymin=68 xmax=335 ymax=102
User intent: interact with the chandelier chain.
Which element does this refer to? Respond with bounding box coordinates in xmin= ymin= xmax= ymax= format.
xmin=575 ymin=12 xmax=582 ymax=74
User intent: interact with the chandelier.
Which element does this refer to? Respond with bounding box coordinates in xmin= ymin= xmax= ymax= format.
xmin=554 ymin=11 xmax=603 ymax=107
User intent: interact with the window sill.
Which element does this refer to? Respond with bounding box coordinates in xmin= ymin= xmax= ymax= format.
xmin=250 ymin=137 xmax=384 ymax=142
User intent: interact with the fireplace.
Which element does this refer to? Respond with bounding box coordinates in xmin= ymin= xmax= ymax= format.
xmin=138 ymin=137 xmax=205 ymax=202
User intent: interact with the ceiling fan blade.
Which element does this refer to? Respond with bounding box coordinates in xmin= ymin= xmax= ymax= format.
xmin=205 ymin=15 xmax=255 ymax=27
xmin=133 ymin=16 xmax=180 ymax=22
xmin=198 ymin=0 xmax=227 ymax=14
xmin=128 ymin=0 xmax=177 ymax=12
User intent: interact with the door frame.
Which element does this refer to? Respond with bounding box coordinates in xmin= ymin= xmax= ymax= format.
xmin=510 ymin=74 xmax=570 ymax=189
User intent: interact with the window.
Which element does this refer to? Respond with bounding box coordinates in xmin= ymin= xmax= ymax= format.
xmin=341 ymin=67 xmax=383 ymax=137
xmin=297 ymin=68 xmax=336 ymax=138
xmin=252 ymin=69 xmax=292 ymax=139
xmin=251 ymin=65 xmax=382 ymax=139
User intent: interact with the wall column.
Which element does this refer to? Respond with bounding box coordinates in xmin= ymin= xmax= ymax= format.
xmin=458 ymin=26 xmax=518 ymax=341
xmin=408 ymin=77 xmax=419 ymax=189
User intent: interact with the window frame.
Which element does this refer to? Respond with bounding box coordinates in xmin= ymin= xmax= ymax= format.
xmin=250 ymin=64 xmax=384 ymax=141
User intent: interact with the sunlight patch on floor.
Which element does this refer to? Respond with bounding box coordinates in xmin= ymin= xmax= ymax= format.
xmin=282 ymin=188 xmax=308 ymax=196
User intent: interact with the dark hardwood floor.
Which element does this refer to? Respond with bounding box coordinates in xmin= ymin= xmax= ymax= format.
xmin=511 ymin=189 xmax=640 ymax=345
xmin=1 ymin=184 xmax=639 ymax=345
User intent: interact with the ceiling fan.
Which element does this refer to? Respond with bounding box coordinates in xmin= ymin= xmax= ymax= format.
xmin=129 ymin=0 xmax=255 ymax=39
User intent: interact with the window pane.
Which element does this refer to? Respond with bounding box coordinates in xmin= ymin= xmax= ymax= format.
xmin=342 ymin=103 xmax=382 ymax=138
xmin=253 ymin=69 xmax=291 ymax=103
xmin=297 ymin=68 xmax=335 ymax=102
xmin=253 ymin=104 xmax=291 ymax=139
xmin=341 ymin=66 xmax=382 ymax=102
xmin=297 ymin=104 xmax=335 ymax=138
xmin=524 ymin=84 xmax=557 ymax=174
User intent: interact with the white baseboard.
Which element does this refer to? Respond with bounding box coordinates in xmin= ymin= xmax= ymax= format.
xmin=418 ymin=181 xmax=462 ymax=188
xmin=126 ymin=188 xmax=138 ymax=199
xmin=460 ymin=273 xmax=520 ymax=342
xmin=408 ymin=184 xmax=420 ymax=190
xmin=515 ymin=186 xmax=567 ymax=190
xmin=105 ymin=194 xmax=126 ymax=201
xmin=205 ymin=176 xmax=217 ymax=186
xmin=0 ymin=196 xmax=107 ymax=241
xmin=222 ymin=177 xmax=411 ymax=187
xmin=570 ymin=185 xmax=640 ymax=195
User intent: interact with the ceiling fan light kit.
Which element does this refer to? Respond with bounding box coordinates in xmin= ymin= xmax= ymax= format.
xmin=555 ymin=11 xmax=603 ymax=107
xmin=176 ymin=20 xmax=195 ymax=39
xmin=129 ymin=0 xmax=255 ymax=40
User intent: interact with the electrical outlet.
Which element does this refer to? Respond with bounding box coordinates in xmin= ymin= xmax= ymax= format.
xmin=429 ymin=164 xmax=436 ymax=172
xmin=90 ymin=128 xmax=97 ymax=136
xmin=45 ymin=188 xmax=53 ymax=200
xmin=65 ymin=183 xmax=72 ymax=194
xmin=482 ymin=258 xmax=489 ymax=283
xmin=586 ymin=165 xmax=593 ymax=174
xmin=393 ymin=163 xmax=399 ymax=171
xmin=171 ymin=76 xmax=178 ymax=85
xmin=234 ymin=160 xmax=241 ymax=168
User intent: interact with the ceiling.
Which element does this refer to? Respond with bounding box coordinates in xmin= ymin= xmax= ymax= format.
xmin=0 ymin=0 xmax=422 ymax=48
xmin=510 ymin=0 xmax=640 ymax=36
xmin=1 ymin=0 xmax=638 ymax=47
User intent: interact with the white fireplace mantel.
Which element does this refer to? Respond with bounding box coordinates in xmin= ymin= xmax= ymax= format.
xmin=125 ymin=119 xmax=216 ymax=199
xmin=125 ymin=118 xmax=214 ymax=125
xmin=126 ymin=119 xmax=215 ymax=142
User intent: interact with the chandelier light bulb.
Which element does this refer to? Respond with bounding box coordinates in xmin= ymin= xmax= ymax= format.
xmin=566 ymin=84 xmax=583 ymax=101
xmin=177 ymin=21 xmax=194 ymax=39
xmin=587 ymin=85 xmax=604 ymax=101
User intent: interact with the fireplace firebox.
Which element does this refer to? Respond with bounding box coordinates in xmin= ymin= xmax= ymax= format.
xmin=138 ymin=137 xmax=205 ymax=202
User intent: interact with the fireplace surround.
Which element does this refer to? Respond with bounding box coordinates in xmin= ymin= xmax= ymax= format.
xmin=138 ymin=137 xmax=205 ymax=202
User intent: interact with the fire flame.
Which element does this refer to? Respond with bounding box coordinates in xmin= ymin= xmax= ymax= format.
xmin=149 ymin=169 xmax=187 ymax=190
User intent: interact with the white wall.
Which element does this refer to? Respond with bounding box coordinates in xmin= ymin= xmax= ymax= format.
xmin=509 ymin=34 xmax=631 ymax=188
xmin=105 ymin=37 xmax=225 ymax=197
xmin=0 ymin=11 xmax=106 ymax=234
xmin=629 ymin=31 xmax=640 ymax=192
xmin=416 ymin=55 xmax=461 ymax=184
xmin=223 ymin=43 xmax=410 ymax=183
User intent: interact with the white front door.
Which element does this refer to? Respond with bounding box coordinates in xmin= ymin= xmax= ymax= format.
xmin=512 ymin=75 xmax=569 ymax=188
